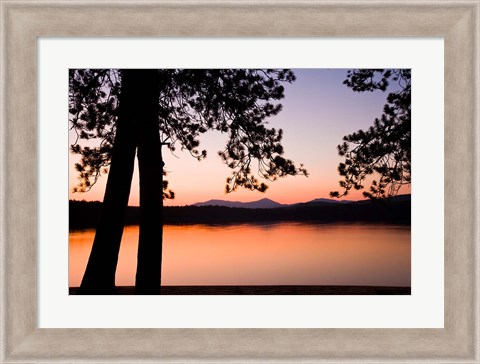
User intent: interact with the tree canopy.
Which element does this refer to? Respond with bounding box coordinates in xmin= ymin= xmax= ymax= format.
xmin=69 ymin=69 xmax=307 ymax=197
xmin=330 ymin=69 xmax=411 ymax=199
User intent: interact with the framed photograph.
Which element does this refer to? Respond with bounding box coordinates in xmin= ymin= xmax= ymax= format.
xmin=1 ymin=1 xmax=478 ymax=362
xmin=68 ymin=66 xmax=413 ymax=298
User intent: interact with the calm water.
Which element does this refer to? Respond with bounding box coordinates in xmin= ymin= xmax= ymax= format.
xmin=69 ymin=223 xmax=410 ymax=287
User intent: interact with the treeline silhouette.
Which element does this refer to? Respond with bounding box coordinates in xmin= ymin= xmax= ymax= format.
xmin=69 ymin=197 xmax=410 ymax=230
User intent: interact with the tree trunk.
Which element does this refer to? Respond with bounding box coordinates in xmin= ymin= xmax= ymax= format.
xmin=135 ymin=70 xmax=164 ymax=294
xmin=79 ymin=69 xmax=143 ymax=294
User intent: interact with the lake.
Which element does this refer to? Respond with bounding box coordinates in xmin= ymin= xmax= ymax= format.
xmin=69 ymin=223 xmax=410 ymax=287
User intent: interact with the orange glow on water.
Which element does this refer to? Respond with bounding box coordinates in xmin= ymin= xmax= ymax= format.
xmin=69 ymin=223 xmax=410 ymax=287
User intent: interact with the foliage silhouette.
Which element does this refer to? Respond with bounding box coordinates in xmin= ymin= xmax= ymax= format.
xmin=69 ymin=69 xmax=307 ymax=294
xmin=330 ymin=69 xmax=411 ymax=199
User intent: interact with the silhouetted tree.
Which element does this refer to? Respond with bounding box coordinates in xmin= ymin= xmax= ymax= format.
xmin=69 ymin=69 xmax=307 ymax=293
xmin=330 ymin=69 xmax=411 ymax=199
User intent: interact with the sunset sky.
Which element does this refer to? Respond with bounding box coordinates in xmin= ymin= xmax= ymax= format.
xmin=68 ymin=69 xmax=410 ymax=206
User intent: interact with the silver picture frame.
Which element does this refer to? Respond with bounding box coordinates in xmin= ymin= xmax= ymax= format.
xmin=1 ymin=1 xmax=478 ymax=362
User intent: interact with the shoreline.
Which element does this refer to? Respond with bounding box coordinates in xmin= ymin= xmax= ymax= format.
xmin=69 ymin=199 xmax=411 ymax=230
xmin=69 ymin=285 xmax=411 ymax=295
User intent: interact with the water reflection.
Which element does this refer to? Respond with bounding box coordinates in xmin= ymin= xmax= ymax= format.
xmin=69 ymin=223 xmax=410 ymax=287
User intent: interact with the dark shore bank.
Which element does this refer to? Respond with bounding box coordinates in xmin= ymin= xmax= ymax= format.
xmin=69 ymin=196 xmax=411 ymax=230
xmin=69 ymin=285 xmax=411 ymax=295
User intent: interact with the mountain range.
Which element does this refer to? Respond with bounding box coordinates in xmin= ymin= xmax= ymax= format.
xmin=191 ymin=195 xmax=409 ymax=209
xmin=192 ymin=198 xmax=285 ymax=209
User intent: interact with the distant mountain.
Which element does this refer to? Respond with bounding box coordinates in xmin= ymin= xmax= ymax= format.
xmin=191 ymin=194 xmax=411 ymax=209
xmin=192 ymin=198 xmax=284 ymax=209
xmin=306 ymin=194 xmax=411 ymax=205
xmin=192 ymin=197 xmax=351 ymax=209
xmin=305 ymin=198 xmax=351 ymax=204
xmin=350 ymin=193 xmax=411 ymax=205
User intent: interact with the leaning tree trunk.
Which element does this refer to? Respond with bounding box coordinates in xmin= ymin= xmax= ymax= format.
xmin=79 ymin=69 xmax=143 ymax=294
xmin=135 ymin=69 xmax=164 ymax=294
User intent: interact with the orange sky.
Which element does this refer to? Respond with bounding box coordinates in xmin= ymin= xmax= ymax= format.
xmin=69 ymin=69 xmax=410 ymax=206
